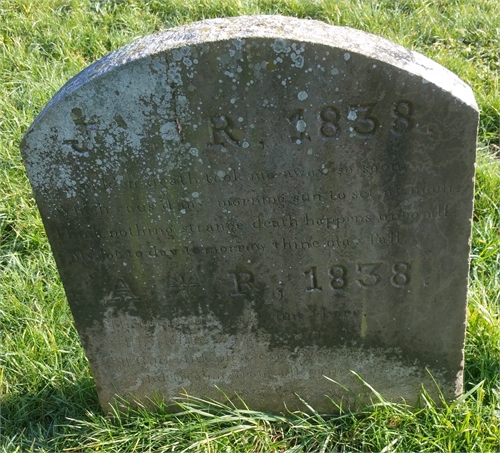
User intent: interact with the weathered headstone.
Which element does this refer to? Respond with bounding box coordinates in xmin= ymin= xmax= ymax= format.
xmin=21 ymin=16 xmax=478 ymax=413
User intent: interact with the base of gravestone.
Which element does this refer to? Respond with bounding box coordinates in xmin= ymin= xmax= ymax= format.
xmin=85 ymin=309 xmax=460 ymax=414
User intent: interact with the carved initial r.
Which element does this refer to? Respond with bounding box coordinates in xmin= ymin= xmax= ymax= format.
xmin=206 ymin=115 xmax=242 ymax=151
xmin=228 ymin=270 xmax=257 ymax=296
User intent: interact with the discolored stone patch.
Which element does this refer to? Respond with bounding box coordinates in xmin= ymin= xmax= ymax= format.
xmin=21 ymin=16 xmax=478 ymax=413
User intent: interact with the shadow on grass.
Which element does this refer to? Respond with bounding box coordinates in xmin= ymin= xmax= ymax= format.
xmin=0 ymin=374 xmax=100 ymax=449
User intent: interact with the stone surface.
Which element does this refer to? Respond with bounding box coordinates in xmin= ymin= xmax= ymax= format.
xmin=21 ymin=16 xmax=478 ymax=413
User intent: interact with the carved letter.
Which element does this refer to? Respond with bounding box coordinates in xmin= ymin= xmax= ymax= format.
xmin=228 ymin=270 xmax=257 ymax=296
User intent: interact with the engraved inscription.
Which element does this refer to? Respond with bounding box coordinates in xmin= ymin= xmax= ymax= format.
xmin=307 ymin=100 xmax=414 ymax=141
xmin=304 ymin=266 xmax=322 ymax=292
xmin=356 ymin=262 xmax=382 ymax=287
xmin=319 ymin=106 xmax=341 ymax=139
xmin=206 ymin=114 xmax=243 ymax=151
xmin=228 ymin=270 xmax=258 ymax=296
xmin=169 ymin=275 xmax=200 ymax=298
xmin=391 ymin=101 xmax=414 ymax=135
xmin=390 ymin=262 xmax=411 ymax=287
xmin=347 ymin=104 xmax=379 ymax=137
xmin=63 ymin=108 xmax=96 ymax=155
xmin=304 ymin=262 xmax=411 ymax=291
xmin=329 ymin=265 xmax=347 ymax=290
xmin=106 ymin=279 xmax=140 ymax=304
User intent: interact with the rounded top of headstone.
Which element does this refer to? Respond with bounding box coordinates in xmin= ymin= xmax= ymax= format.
xmin=30 ymin=15 xmax=476 ymax=128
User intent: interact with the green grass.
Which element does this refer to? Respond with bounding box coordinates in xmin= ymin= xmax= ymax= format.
xmin=1 ymin=0 xmax=499 ymax=451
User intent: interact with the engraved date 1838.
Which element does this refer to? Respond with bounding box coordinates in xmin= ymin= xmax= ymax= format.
xmin=304 ymin=261 xmax=410 ymax=291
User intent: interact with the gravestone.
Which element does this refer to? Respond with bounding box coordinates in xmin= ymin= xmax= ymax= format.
xmin=21 ymin=16 xmax=478 ymax=413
